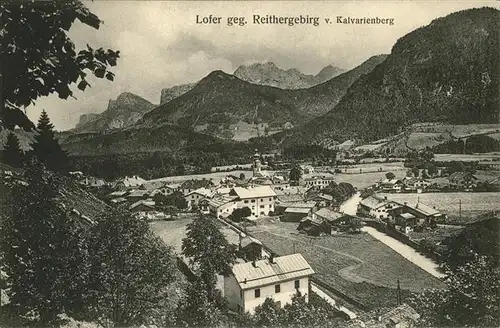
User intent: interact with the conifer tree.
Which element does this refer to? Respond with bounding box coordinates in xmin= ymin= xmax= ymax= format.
xmin=0 ymin=161 xmax=88 ymax=326
xmin=31 ymin=110 xmax=70 ymax=173
xmin=1 ymin=132 xmax=24 ymax=167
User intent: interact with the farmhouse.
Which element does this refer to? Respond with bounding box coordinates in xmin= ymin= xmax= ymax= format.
xmin=199 ymin=198 xmax=211 ymax=214
xmin=224 ymin=254 xmax=314 ymax=314
xmin=184 ymin=187 xmax=213 ymax=208
xmin=277 ymin=201 xmax=317 ymax=219
xmin=239 ymin=235 xmax=265 ymax=262
xmin=305 ymin=193 xmax=334 ymax=207
xmin=229 ymin=186 xmax=277 ymax=219
xmin=180 ymin=179 xmax=214 ymax=195
xmin=378 ymin=178 xmax=404 ymax=193
xmin=297 ymin=216 xmax=331 ymax=236
xmin=300 ymin=173 xmax=335 ymax=188
xmin=448 ymin=171 xmax=478 ymax=190
xmin=403 ymin=177 xmax=431 ymax=193
xmin=391 ymin=201 xmax=444 ymax=227
xmin=129 ymin=199 xmax=155 ymax=213
xmin=150 ymin=184 xmax=179 ymax=197
xmin=209 ymin=195 xmax=238 ymax=218
xmin=358 ymin=195 xmax=402 ymax=219
xmin=127 ymin=189 xmax=150 ymax=202
xmin=283 ymin=206 xmax=313 ymax=222
xmin=313 ymin=207 xmax=348 ymax=224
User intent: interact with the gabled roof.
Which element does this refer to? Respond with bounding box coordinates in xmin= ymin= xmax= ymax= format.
xmin=276 ymin=194 xmax=304 ymax=203
xmin=129 ymin=199 xmax=155 ymax=210
xmin=285 ymin=207 xmax=312 ymax=214
xmin=231 ymin=253 xmax=314 ymax=290
xmin=359 ymin=195 xmax=386 ymax=210
xmin=409 ymin=202 xmax=440 ymax=216
xmin=314 ymin=208 xmax=345 ymax=221
xmin=240 ymin=235 xmax=263 ymax=248
xmin=209 ymin=195 xmax=238 ymax=208
xmin=230 ymin=186 xmax=277 ymax=199
xmin=277 ymin=201 xmax=317 ymax=209
xmin=127 ymin=189 xmax=149 ymax=198
xmin=186 ymin=187 xmax=212 ymax=198
xmin=110 ymin=197 xmax=127 ymax=204
xmin=110 ymin=190 xmax=128 ymax=197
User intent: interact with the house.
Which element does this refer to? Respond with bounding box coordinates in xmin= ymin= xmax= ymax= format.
xmin=283 ymin=207 xmax=313 ymax=222
xmin=126 ymin=189 xmax=150 ymax=202
xmin=209 ymin=195 xmax=238 ymax=218
xmin=80 ymin=176 xmax=107 ymax=188
xmin=305 ymin=193 xmax=334 ymax=207
xmin=180 ymin=179 xmax=214 ymax=195
xmin=297 ymin=216 xmax=331 ymax=236
xmin=184 ymin=187 xmax=213 ymax=208
xmin=129 ymin=199 xmax=155 ymax=213
xmin=300 ymin=173 xmax=335 ymax=188
xmin=348 ymin=304 xmax=420 ymax=328
xmin=395 ymin=213 xmax=417 ymax=234
xmin=391 ymin=201 xmax=444 ymax=227
xmin=239 ymin=235 xmax=265 ymax=262
xmin=110 ymin=197 xmax=127 ymax=205
xmin=224 ymin=253 xmax=314 ymax=314
xmin=114 ymin=175 xmax=147 ymax=189
xmin=109 ymin=190 xmax=129 ymax=198
xmin=448 ymin=171 xmax=478 ymax=191
xmin=229 ymin=186 xmax=277 ymax=219
xmin=378 ymin=179 xmax=404 ymax=193
xmin=313 ymin=208 xmax=347 ymax=224
xmin=357 ymin=195 xmax=402 ymax=220
xmin=150 ymin=184 xmax=179 ymax=197
xmin=277 ymin=201 xmax=317 ymax=220
xmin=403 ymin=178 xmax=431 ymax=193
xmin=199 ymin=198 xmax=211 ymax=214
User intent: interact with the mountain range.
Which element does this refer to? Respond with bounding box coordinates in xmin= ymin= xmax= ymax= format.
xmin=60 ymin=7 xmax=500 ymax=170
xmin=73 ymin=92 xmax=156 ymax=133
xmin=274 ymin=7 xmax=499 ymax=147
xmin=140 ymin=56 xmax=384 ymax=140
xmin=158 ymin=63 xmax=345 ymax=105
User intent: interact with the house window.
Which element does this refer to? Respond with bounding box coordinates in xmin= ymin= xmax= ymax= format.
xmin=260 ymin=205 xmax=264 ymax=209
xmin=294 ymin=280 xmax=300 ymax=289
xmin=261 ymin=198 xmax=264 ymax=201
xmin=269 ymin=198 xmax=272 ymax=201
xmin=275 ymin=284 xmax=281 ymax=293
xmin=251 ymin=200 xmax=256 ymax=203
xmin=255 ymin=289 xmax=260 ymax=298
xmin=244 ymin=200 xmax=249 ymax=204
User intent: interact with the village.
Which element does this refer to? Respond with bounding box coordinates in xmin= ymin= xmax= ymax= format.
xmin=61 ymin=148 xmax=500 ymax=327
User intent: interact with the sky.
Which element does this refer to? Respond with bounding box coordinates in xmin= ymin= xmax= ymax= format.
xmin=26 ymin=0 xmax=498 ymax=131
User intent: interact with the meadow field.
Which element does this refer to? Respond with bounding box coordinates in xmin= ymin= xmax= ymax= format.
xmin=376 ymin=192 xmax=500 ymax=218
xmin=150 ymin=216 xmax=240 ymax=254
xmin=335 ymin=170 xmax=406 ymax=189
xmin=246 ymin=219 xmax=444 ymax=310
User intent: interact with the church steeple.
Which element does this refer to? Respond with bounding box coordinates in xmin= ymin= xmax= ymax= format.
xmin=253 ymin=149 xmax=261 ymax=176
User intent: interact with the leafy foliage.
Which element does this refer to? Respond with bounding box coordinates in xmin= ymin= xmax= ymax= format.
xmin=84 ymin=212 xmax=176 ymax=326
xmin=0 ymin=162 xmax=89 ymax=326
xmin=181 ymin=215 xmax=237 ymax=299
xmin=409 ymin=254 xmax=499 ymax=327
xmin=433 ymin=135 xmax=500 ymax=154
xmin=153 ymin=191 xmax=187 ymax=210
xmin=1 ymin=132 xmax=24 ymax=167
xmin=1 ymin=0 xmax=119 ymax=130
xmin=175 ymin=279 xmax=224 ymax=327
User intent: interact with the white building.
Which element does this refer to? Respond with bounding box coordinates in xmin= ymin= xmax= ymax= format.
xmin=224 ymin=254 xmax=314 ymax=314
xmin=184 ymin=187 xmax=213 ymax=208
xmin=229 ymin=186 xmax=277 ymax=219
